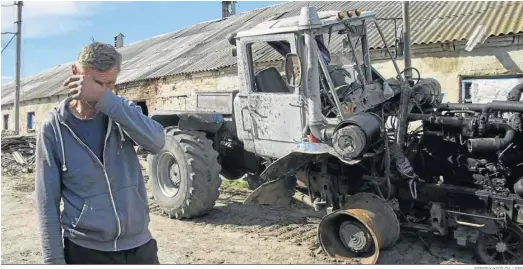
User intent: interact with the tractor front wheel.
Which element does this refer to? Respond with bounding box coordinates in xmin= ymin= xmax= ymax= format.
xmin=147 ymin=128 xmax=221 ymax=219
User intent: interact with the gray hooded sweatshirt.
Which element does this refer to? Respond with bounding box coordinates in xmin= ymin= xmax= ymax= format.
xmin=35 ymin=90 xmax=165 ymax=264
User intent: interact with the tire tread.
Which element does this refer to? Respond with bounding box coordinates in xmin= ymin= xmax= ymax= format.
xmin=153 ymin=128 xmax=221 ymax=219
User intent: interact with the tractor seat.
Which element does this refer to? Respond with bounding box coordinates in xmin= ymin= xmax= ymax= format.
xmin=254 ymin=67 xmax=292 ymax=93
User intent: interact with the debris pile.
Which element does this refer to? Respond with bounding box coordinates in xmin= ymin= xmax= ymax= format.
xmin=1 ymin=135 xmax=37 ymax=175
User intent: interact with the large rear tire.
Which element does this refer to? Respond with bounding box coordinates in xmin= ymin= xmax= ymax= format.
xmin=147 ymin=128 xmax=221 ymax=219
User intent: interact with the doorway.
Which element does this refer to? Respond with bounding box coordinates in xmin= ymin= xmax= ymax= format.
xmin=136 ymin=100 xmax=149 ymax=116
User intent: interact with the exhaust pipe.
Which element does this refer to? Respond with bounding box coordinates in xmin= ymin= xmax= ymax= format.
xmin=300 ymin=6 xmax=326 ymax=140
xmin=318 ymin=193 xmax=400 ymax=264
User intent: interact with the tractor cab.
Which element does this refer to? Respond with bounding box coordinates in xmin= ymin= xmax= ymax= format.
xmin=229 ymin=6 xmax=402 ymax=161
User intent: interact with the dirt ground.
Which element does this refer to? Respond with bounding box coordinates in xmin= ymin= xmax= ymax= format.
xmin=1 ymin=168 xmax=478 ymax=264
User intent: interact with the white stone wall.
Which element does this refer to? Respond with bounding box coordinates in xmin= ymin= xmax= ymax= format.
xmin=1 ymin=95 xmax=64 ymax=136
xmin=468 ymin=78 xmax=523 ymax=103
xmin=2 ymin=39 xmax=522 ymax=135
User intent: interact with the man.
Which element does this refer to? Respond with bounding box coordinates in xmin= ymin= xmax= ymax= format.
xmin=35 ymin=42 xmax=166 ymax=264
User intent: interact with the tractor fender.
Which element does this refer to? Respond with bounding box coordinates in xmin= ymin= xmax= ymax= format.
xmin=150 ymin=110 xmax=225 ymax=134
xmin=244 ymin=143 xmax=365 ymax=207
xmin=260 ymin=143 xmax=363 ymax=182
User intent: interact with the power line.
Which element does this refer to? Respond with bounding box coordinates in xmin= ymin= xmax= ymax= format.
xmin=1 ymin=34 xmax=15 ymax=53
xmin=2 ymin=2 xmax=18 ymax=53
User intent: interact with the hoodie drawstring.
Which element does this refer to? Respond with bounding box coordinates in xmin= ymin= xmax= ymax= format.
xmin=117 ymin=124 xmax=125 ymax=143
xmin=116 ymin=123 xmax=125 ymax=152
xmin=53 ymin=112 xmax=68 ymax=172
xmin=52 ymin=104 xmax=126 ymax=167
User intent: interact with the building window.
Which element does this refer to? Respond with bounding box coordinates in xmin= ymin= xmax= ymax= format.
xmin=3 ymin=114 xmax=8 ymax=130
xmin=27 ymin=112 xmax=35 ymax=130
xmin=461 ymin=81 xmax=472 ymax=103
xmin=461 ymin=76 xmax=523 ymax=103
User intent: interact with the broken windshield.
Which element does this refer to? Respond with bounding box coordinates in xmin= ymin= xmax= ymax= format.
xmin=267 ymin=35 xmax=331 ymax=64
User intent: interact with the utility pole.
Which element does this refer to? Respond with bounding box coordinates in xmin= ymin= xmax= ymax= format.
xmin=402 ymin=1 xmax=412 ymax=82
xmin=14 ymin=1 xmax=23 ymax=135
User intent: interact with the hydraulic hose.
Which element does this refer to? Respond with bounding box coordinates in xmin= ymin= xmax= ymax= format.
xmin=407 ymin=114 xmax=516 ymax=153
xmin=507 ymin=83 xmax=523 ymax=101
xmin=407 ymin=114 xmax=471 ymax=128
xmin=438 ymin=100 xmax=523 ymax=113
xmin=467 ymin=123 xmax=516 ymax=153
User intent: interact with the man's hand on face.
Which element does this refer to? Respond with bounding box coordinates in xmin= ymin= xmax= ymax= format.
xmin=63 ymin=75 xmax=106 ymax=102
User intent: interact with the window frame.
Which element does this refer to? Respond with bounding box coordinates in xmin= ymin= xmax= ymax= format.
xmin=459 ymin=74 xmax=523 ymax=103
xmin=3 ymin=114 xmax=9 ymax=130
xmin=27 ymin=112 xmax=35 ymax=130
xmin=241 ymin=33 xmax=299 ymax=95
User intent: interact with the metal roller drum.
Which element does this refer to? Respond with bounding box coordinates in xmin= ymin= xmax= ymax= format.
xmin=317 ymin=193 xmax=400 ymax=264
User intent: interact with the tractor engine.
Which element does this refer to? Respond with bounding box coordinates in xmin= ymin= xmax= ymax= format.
xmin=311 ymin=74 xmax=523 ymax=264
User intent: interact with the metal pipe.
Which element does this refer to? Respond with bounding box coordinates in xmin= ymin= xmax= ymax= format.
xmin=297 ymin=6 xmax=325 ymax=140
xmin=407 ymin=113 xmax=470 ymax=128
xmin=305 ymin=31 xmax=325 ymax=140
xmin=345 ymin=31 xmax=367 ymax=87
xmin=318 ymin=52 xmax=344 ymax=120
xmin=361 ymin=20 xmax=372 ymax=82
xmin=297 ymin=193 xmax=314 ymax=207
xmin=407 ymin=113 xmax=517 ymax=153
xmin=13 ymin=1 xmax=23 ymax=135
xmin=374 ymin=21 xmax=402 ymax=80
xmin=402 ymin=1 xmax=412 ymax=81
xmin=467 ymin=123 xmax=516 ymax=153
xmin=507 ymin=82 xmax=523 ymax=101
xmin=395 ymin=84 xmax=411 ymax=146
xmin=438 ymin=100 xmax=523 ymax=113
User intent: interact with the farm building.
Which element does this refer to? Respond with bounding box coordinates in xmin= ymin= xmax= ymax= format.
xmin=1 ymin=1 xmax=523 ymax=135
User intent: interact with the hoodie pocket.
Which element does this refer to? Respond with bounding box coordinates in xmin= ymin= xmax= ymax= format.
xmin=72 ymin=193 xmax=119 ymax=242
xmin=74 ymin=203 xmax=89 ymax=226
xmin=114 ymin=186 xmax=150 ymax=238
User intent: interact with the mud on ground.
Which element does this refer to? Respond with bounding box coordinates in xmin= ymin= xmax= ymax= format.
xmin=2 ymin=169 xmax=476 ymax=264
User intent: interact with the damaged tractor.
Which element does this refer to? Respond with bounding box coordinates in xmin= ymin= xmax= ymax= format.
xmin=146 ymin=6 xmax=523 ymax=264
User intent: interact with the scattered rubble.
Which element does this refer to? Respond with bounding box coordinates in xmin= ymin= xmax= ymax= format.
xmin=1 ymin=135 xmax=37 ymax=175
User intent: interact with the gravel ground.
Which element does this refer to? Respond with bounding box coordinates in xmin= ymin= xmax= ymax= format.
xmin=1 ymin=169 xmax=477 ymax=264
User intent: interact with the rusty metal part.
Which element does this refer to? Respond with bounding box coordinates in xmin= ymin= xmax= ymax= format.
xmin=295 ymin=170 xmax=308 ymax=187
xmin=342 ymin=193 xmax=400 ymax=250
xmin=244 ymin=153 xmax=312 ymax=207
xmin=318 ymin=193 xmax=400 ymax=264
xmin=243 ymin=176 xmax=297 ymax=207
xmin=430 ymin=203 xmax=447 ymax=236
xmin=258 ymin=152 xmax=314 ymax=183
xmin=318 ymin=209 xmax=380 ymax=264
xmin=332 ymin=125 xmax=367 ymax=160
xmin=296 ymin=193 xmax=314 ymax=207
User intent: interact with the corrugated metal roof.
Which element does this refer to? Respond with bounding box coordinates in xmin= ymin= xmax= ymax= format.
xmin=2 ymin=1 xmax=523 ymax=105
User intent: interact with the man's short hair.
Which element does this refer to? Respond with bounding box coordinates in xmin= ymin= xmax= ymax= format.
xmin=76 ymin=42 xmax=122 ymax=72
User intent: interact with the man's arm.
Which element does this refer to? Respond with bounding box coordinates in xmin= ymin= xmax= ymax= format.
xmin=95 ymin=90 xmax=165 ymax=154
xmin=35 ymin=120 xmax=66 ymax=264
